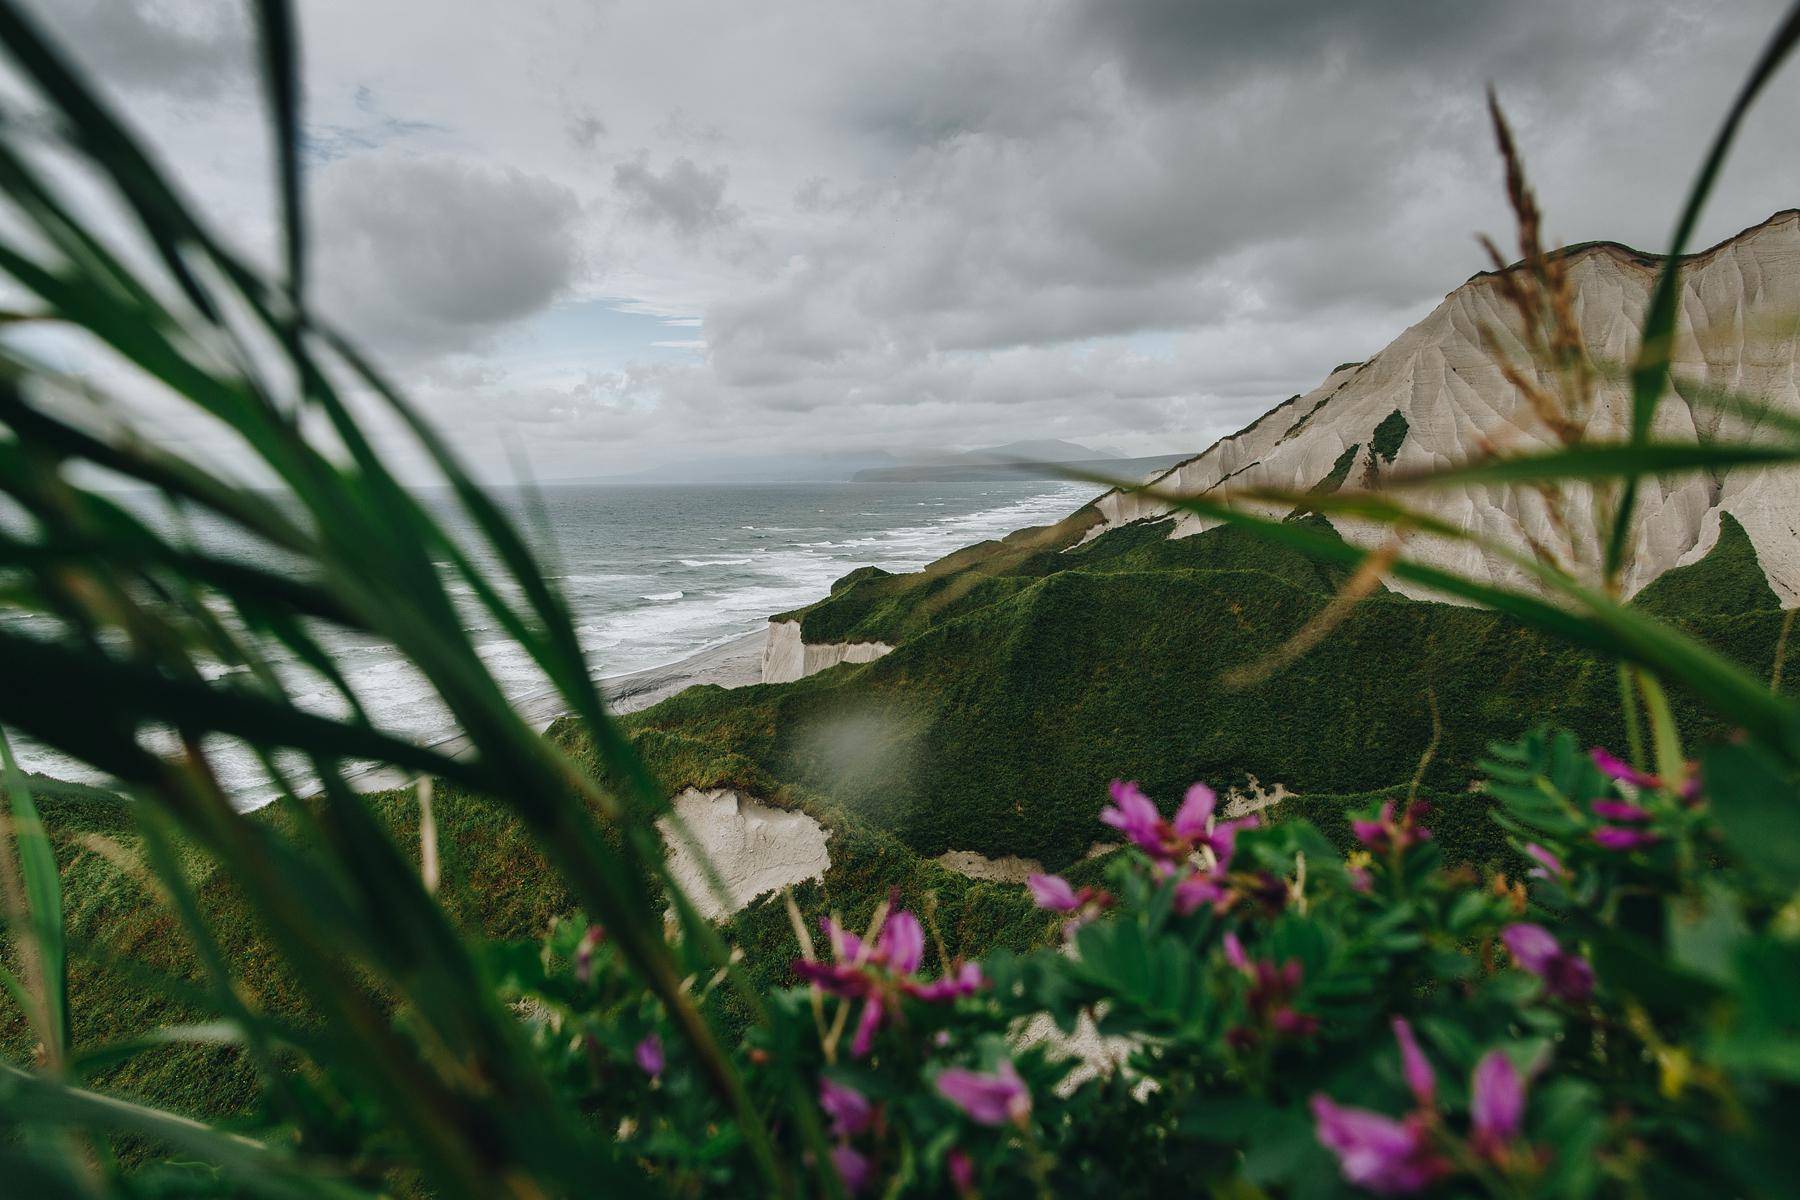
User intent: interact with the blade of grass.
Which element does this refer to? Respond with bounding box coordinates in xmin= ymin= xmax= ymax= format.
xmin=1607 ymin=1 xmax=1800 ymax=579
xmin=0 ymin=724 xmax=66 ymax=1066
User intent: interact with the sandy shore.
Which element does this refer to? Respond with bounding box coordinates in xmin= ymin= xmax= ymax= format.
xmin=349 ymin=629 xmax=764 ymax=793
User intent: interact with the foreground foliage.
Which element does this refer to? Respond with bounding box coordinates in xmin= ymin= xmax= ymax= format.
xmin=2 ymin=0 xmax=1800 ymax=1197
xmin=534 ymin=725 xmax=1800 ymax=1197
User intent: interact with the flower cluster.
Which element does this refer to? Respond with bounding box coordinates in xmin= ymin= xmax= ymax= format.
xmin=1312 ymin=1019 xmax=1539 ymax=1194
xmin=1502 ymin=922 xmax=1594 ymax=1003
xmin=1025 ymin=871 xmax=1113 ymax=935
xmin=793 ymin=910 xmax=985 ymax=1056
xmin=1222 ymin=931 xmax=1319 ymax=1048
xmin=1100 ymin=779 xmax=1264 ymax=914
xmin=1351 ymin=798 xmax=1433 ymax=856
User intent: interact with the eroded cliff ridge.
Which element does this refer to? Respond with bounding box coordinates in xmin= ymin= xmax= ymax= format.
xmin=1087 ymin=210 xmax=1800 ymax=605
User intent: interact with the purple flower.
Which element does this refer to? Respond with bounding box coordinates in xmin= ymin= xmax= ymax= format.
xmin=1173 ymin=867 xmax=1231 ymax=915
xmin=821 ymin=917 xmax=868 ymax=963
xmin=830 ymin=1144 xmax=872 ymax=1194
xmin=905 ymin=961 xmax=985 ymax=1002
xmin=850 ymin=997 xmax=884 ymax=1058
xmin=1352 ymin=800 xmax=1432 ymax=856
xmin=878 ymin=911 xmax=925 ymax=976
xmin=1026 ymin=873 xmax=1080 ymax=913
xmin=1101 ymin=779 xmax=1165 ymax=854
xmin=947 ymin=1147 xmax=976 ymax=1196
xmin=1222 ymin=930 xmax=1250 ymax=972
xmin=1391 ymin=1018 xmax=1436 ymax=1109
xmin=1590 ymin=747 xmax=1659 ymax=790
xmin=1592 ymin=825 xmax=1659 ymax=851
xmin=1172 ymin=782 xmax=1217 ymax=840
xmin=634 ymin=1033 xmax=664 ymax=1079
xmin=1469 ymin=1050 xmax=1525 ymax=1157
xmin=1501 ymin=923 xmax=1595 ymax=1003
xmin=1590 ymin=798 xmax=1653 ymax=823
xmin=936 ymin=1061 xmax=1031 ymax=1127
xmin=820 ymin=1077 xmax=873 ymax=1139
xmin=1311 ymin=1096 xmax=1448 ymax=1195
xmin=795 ymin=909 xmax=986 ymax=1057
xmin=1522 ymin=843 xmax=1565 ymax=881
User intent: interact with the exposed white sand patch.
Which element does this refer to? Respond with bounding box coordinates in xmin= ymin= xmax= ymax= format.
xmin=762 ymin=619 xmax=894 ymax=683
xmin=1016 ymin=1009 xmax=1138 ymax=1096
xmin=1224 ymin=774 xmax=1291 ymax=818
xmin=658 ymin=787 xmax=831 ymax=921
xmin=933 ymin=848 xmax=1046 ymax=883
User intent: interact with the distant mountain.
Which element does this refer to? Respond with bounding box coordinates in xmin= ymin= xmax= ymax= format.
xmin=565 ymin=449 xmax=902 ymax=485
xmin=852 ymin=453 xmax=1190 ymax=484
xmin=964 ymin=439 xmax=1119 ymax=463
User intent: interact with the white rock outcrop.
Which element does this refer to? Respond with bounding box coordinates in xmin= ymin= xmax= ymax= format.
xmin=657 ymin=787 xmax=831 ymax=921
xmin=1083 ymin=210 xmax=1800 ymax=606
xmin=933 ymin=848 xmax=1047 ymax=883
xmin=762 ymin=619 xmax=894 ymax=684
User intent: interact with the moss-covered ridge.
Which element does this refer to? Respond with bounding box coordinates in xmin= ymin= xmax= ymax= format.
xmin=628 ymin=511 xmax=1790 ymax=870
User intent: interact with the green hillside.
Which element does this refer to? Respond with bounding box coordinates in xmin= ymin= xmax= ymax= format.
xmin=11 ymin=508 xmax=1795 ymax=1123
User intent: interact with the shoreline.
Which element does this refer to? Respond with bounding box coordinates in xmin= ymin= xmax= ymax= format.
xmin=347 ymin=629 xmax=767 ymax=794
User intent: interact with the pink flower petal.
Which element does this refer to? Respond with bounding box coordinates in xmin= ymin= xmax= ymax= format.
xmin=1173 ymin=782 xmax=1217 ymax=839
xmin=1026 ymin=873 xmax=1080 ymax=913
xmin=936 ymin=1061 xmax=1031 ymax=1126
xmin=830 ymin=1144 xmax=872 ymax=1194
xmin=634 ymin=1033 xmax=664 ymax=1079
xmin=1391 ymin=1018 xmax=1437 ymax=1109
xmin=819 ymin=1076 xmax=873 ymax=1138
xmin=1311 ymin=1095 xmax=1446 ymax=1194
xmin=879 ymin=911 xmax=925 ymax=976
xmin=1590 ymin=747 xmax=1660 ymax=789
xmin=1470 ymin=1049 xmax=1525 ymax=1152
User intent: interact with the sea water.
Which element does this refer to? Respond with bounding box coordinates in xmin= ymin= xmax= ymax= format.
xmin=11 ymin=479 xmax=1097 ymax=798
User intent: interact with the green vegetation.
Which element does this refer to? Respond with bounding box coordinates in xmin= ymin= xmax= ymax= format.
xmin=6 ymin=0 xmax=1800 ymax=1193
xmin=631 ymin=513 xmax=1792 ymax=873
xmin=1370 ymin=409 xmax=1409 ymax=463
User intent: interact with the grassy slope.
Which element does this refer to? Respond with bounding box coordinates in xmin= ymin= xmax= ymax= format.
xmin=628 ymin=513 xmax=1791 ymax=868
xmin=7 ymin=513 xmax=1789 ymax=1120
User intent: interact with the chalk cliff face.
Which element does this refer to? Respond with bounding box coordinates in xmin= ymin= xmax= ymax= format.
xmin=657 ymin=787 xmax=831 ymax=921
xmin=1089 ymin=210 xmax=1800 ymax=605
xmin=762 ymin=618 xmax=893 ymax=684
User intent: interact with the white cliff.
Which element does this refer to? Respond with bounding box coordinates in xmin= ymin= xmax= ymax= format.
xmin=657 ymin=787 xmax=831 ymax=921
xmin=762 ymin=618 xmax=894 ymax=684
xmin=1085 ymin=210 xmax=1800 ymax=605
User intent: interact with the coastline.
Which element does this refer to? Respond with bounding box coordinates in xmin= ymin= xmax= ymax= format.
xmin=348 ymin=629 xmax=766 ymax=794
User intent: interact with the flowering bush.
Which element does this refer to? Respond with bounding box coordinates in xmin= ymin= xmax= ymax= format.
xmin=504 ymin=726 xmax=1800 ymax=1197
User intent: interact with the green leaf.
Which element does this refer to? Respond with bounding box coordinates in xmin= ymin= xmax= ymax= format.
xmin=0 ymin=725 xmax=65 ymax=1060
xmin=1702 ymin=740 xmax=1800 ymax=891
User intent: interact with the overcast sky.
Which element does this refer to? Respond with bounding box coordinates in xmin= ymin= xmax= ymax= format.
xmin=22 ymin=0 xmax=1800 ymax=480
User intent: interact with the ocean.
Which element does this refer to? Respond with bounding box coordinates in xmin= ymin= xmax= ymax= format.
xmin=13 ymin=479 xmax=1098 ymax=798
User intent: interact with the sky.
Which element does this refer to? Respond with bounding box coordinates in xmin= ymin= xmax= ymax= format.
xmin=16 ymin=0 xmax=1800 ymax=481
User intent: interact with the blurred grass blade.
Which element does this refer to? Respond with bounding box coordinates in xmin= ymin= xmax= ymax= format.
xmin=0 ymin=724 xmax=66 ymax=1064
xmin=251 ymin=0 xmax=304 ymax=305
xmin=1607 ymin=0 xmax=1800 ymax=578
xmin=0 ymin=1064 xmax=372 ymax=1200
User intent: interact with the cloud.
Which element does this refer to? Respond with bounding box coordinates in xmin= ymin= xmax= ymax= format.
xmin=27 ymin=0 xmax=1800 ymax=480
xmin=27 ymin=0 xmax=247 ymax=99
xmin=612 ymin=154 xmax=739 ymax=236
xmin=312 ymin=153 xmax=584 ymax=356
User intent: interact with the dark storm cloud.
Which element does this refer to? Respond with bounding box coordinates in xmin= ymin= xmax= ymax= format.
xmin=1071 ymin=0 xmax=1645 ymax=96
xmin=23 ymin=0 xmax=1800 ymax=477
